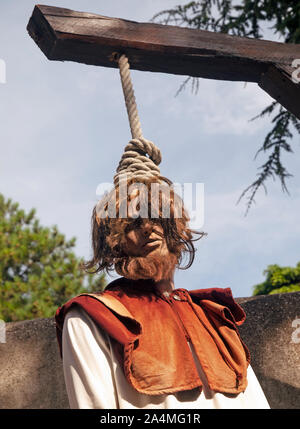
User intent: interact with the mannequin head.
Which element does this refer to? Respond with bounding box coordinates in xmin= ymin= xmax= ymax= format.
xmin=82 ymin=176 xmax=205 ymax=283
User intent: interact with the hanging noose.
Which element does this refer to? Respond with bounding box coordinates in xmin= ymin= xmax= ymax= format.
xmin=111 ymin=53 xmax=163 ymax=186
xmin=95 ymin=53 xmax=174 ymax=224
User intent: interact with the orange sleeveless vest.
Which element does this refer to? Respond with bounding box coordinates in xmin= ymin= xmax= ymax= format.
xmin=55 ymin=277 xmax=250 ymax=395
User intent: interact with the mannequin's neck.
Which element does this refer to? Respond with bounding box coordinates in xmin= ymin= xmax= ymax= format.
xmin=154 ymin=272 xmax=175 ymax=294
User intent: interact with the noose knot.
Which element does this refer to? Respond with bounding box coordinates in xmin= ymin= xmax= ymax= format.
xmin=113 ymin=137 xmax=162 ymax=185
xmin=112 ymin=54 xmax=163 ymax=186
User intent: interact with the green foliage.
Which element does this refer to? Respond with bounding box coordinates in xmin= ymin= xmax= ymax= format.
xmin=253 ymin=262 xmax=300 ymax=295
xmin=0 ymin=194 xmax=106 ymax=322
xmin=152 ymin=1 xmax=300 ymax=214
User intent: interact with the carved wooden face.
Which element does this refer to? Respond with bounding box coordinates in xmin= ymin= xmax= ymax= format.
xmin=121 ymin=218 xmax=170 ymax=258
xmin=114 ymin=217 xmax=178 ymax=282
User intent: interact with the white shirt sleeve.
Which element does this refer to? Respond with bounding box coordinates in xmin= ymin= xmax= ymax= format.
xmin=62 ymin=306 xmax=119 ymax=409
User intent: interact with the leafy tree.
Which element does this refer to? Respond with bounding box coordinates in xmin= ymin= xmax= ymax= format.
xmin=0 ymin=194 xmax=106 ymax=322
xmin=152 ymin=1 xmax=300 ymax=214
xmin=253 ymin=262 xmax=300 ymax=295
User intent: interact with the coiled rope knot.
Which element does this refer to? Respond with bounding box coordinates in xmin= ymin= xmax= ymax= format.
xmin=113 ymin=137 xmax=162 ymax=185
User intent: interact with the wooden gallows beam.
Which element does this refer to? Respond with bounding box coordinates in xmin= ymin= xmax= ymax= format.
xmin=27 ymin=4 xmax=300 ymax=119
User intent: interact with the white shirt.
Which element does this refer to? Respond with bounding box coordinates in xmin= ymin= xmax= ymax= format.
xmin=62 ymin=306 xmax=270 ymax=409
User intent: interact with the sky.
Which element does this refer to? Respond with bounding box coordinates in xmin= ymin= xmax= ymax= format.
xmin=0 ymin=0 xmax=299 ymax=298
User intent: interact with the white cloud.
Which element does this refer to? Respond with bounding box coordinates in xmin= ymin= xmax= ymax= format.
xmin=171 ymin=79 xmax=274 ymax=136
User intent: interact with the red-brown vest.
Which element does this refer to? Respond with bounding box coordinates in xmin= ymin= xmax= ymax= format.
xmin=55 ymin=277 xmax=250 ymax=396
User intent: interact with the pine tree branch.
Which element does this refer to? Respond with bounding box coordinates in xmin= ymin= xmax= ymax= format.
xmin=152 ymin=0 xmax=300 ymax=214
xmin=236 ymin=103 xmax=299 ymax=215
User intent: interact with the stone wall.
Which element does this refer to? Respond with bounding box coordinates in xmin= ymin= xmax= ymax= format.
xmin=0 ymin=291 xmax=299 ymax=409
xmin=237 ymin=291 xmax=300 ymax=409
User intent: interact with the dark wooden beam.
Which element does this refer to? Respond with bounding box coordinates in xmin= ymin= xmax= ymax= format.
xmin=259 ymin=64 xmax=300 ymax=119
xmin=27 ymin=4 xmax=300 ymax=118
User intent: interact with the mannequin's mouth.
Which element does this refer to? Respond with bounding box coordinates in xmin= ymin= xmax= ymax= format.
xmin=143 ymin=239 xmax=161 ymax=247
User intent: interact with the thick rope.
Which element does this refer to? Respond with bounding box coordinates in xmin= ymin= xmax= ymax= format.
xmin=112 ymin=53 xmax=163 ymax=186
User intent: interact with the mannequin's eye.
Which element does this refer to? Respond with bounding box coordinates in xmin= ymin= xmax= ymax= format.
xmin=124 ymin=217 xmax=143 ymax=232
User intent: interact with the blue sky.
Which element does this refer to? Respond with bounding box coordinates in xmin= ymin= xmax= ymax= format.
xmin=1 ymin=0 xmax=299 ymax=298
